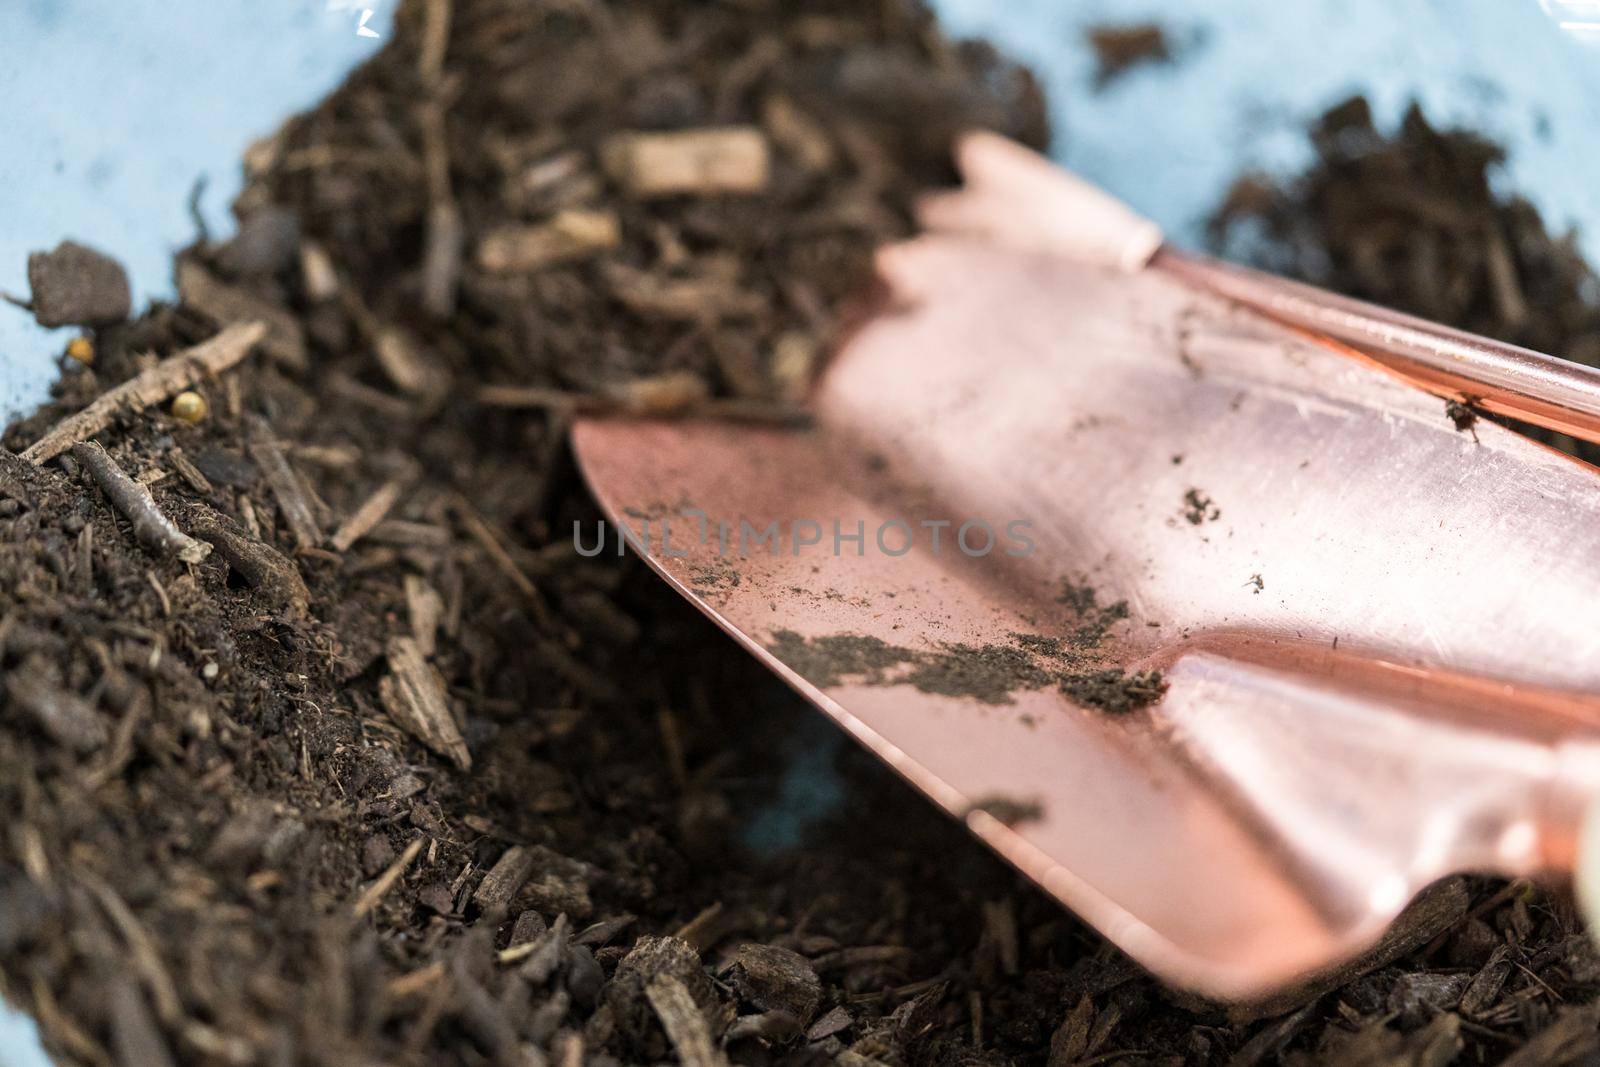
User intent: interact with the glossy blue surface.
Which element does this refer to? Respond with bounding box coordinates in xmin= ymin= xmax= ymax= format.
xmin=933 ymin=0 xmax=1600 ymax=259
xmin=0 ymin=1 xmax=394 ymax=417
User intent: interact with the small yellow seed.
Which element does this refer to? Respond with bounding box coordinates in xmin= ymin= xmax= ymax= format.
xmin=170 ymin=391 xmax=208 ymax=425
xmin=65 ymin=336 xmax=95 ymax=365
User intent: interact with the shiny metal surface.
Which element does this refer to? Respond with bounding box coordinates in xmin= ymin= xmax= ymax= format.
xmin=571 ymin=139 xmax=1600 ymax=998
xmin=1159 ymin=250 xmax=1600 ymax=445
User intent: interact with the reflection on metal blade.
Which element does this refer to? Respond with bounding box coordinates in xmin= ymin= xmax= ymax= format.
xmin=572 ymin=139 xmax=1600 ymax=998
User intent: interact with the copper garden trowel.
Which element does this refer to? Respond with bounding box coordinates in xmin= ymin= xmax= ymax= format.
xmin=571 ymin=132 xmax=1600 ymax=999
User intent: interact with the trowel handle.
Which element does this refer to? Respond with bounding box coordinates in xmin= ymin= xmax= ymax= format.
xmin=927 ymin=131 xmax=1600 ymax=450
xmin=1157 ymin=250 xmax=1600 ymax=450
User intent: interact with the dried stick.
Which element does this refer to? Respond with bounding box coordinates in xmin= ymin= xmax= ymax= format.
xmin=188 ymin=509 xmax=310 ymax=616
xmin=24 ymin=322 xmax=266 ymax=463
xmin=379 ymin=636 xmax=471 ymax=770
xmin=646 ymin=976 xmax=727 ymax=1067
xmin=352 ymin=837 xmax=424 ymax=918
xmin=72 ymin=442 xmax=211 ymax=564
xmin=418 ymin=0 xmax=460 ymax=318
xmin=245 ymin=415 xmax=323 ymax=549
xmin=329 ymin=477 xmax=408 ymax=552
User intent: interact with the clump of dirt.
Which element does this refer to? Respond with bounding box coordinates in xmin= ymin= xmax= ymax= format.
xmin=963 ymin=794 xmax=1044 ymax=828
xmin=1085 ymin=23 xmax=1173 ymax=89
xmin=1056 ymin=578 xmax=1132 ymax=647
xmin=1181 ymin=488 xmax=1220 ymax=525
xmin=1445 ymin=398 xmax=1481 ymax=440
xmin=1059 ymin=668 xmax=1167 ymax=715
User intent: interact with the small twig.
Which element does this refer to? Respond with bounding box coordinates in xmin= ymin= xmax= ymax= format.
xmin=471 ymin=845 xmax=536 ymax=911
xmin=24 ymin=322 xmax=265 ymax=463
xmin=418 ymin=0 xmax=460 ymax=318
xmin=453 ymin=502 xmax=551 ymax=627
xmin=189 ymin=508 xmax=310 ymax=616
xmin=186 ymin=175 xmax=211 ymax=246
xmin=72 ymin=442 xmax=211 ymax=564
xmin=417 ymin=0 xmax=452 ymax=84
xmin=146 ymin=571 xmax=172 ymax=617
xmin=245 ymin=415 xmax=323 ymax=549
xmin=645 ymin=975 xmax=726 ymax=1067
xmin=329 ymin=477 xmax=409 ymax=552
xmin=352 ymin=836 xmax=424 ymax=918
xmin=166 ymin=448 xmax=213 ymax=494
xmin=672 ymin=902 xmax=726 ymax=951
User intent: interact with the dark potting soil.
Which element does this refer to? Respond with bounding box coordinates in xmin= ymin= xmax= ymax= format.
xmin=2 ymin=5 xmax=1600 ymax=1065
xmin=1084 ymin=24 xmax=1173 ymax=90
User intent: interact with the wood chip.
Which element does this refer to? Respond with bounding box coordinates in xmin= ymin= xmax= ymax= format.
xmin=72 ymin=442 xmax=211 ymax=564
xmin=23 ymin=322 xmax=266 ymax=463
xmin=770 ymin=330 xmax=817 ymax=404
xmin=602 ymin=261 xmax=766 ymax=322
xmin=373 ymin=327 xmax=450 ymax=399
xmin=189 ymin=507 xmax=310 ymax=616
xmin=1459 ymin=944 xmax=1513 ymax=1019
xmin=177 ymin=260 xmax=308 ymax=370
xmin=245 ymin=415 xmax=323 ymax=549
xmin=672 ymin=903 xmax=728 ymax=952
xmin=166 ymin=448 xmax=213 ymax=494
xmin=379 ymin=635 xmax=471 ymax=770
xmin=725 ymin=943 xmax=820 ymax=1022
xmin=352 ymin=836 xmax=424 ymax=918
xmin=298 ymin=240 xmax=340 ymax=302
xmin=762 ymin=94 xmax=835 ymax=172
xmin=602 ymin=127 xmax=770 ymax=198
xmin=472 ymin=846 xmax=538 ymax=911
xmin=330 ymin=477 xmax=408 ymax=552
xmin=807 ymin=1005 xmax=853 ymax=1042
xmin=609 ymin=370 xmax=712 ymax=415
xmin=645 ymin=974 xmax=727 ymax=1067
xmin=574 ymin=914 xmax=635 ymax=946
xmin=405 ymin=574 xmax=445 ymax=657
xmin=476 ymin=209 xmax=622 ymax=273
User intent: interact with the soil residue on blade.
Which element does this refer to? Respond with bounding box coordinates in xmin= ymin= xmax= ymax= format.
xmin=1181 ymin=488 xmax=1221 ymax=525
xmin=767 ymin=578 xmax=1166 ymax=712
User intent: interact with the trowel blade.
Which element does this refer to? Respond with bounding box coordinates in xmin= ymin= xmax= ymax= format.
xmin=571 ymin=153 xmax=1600 ymax=1000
